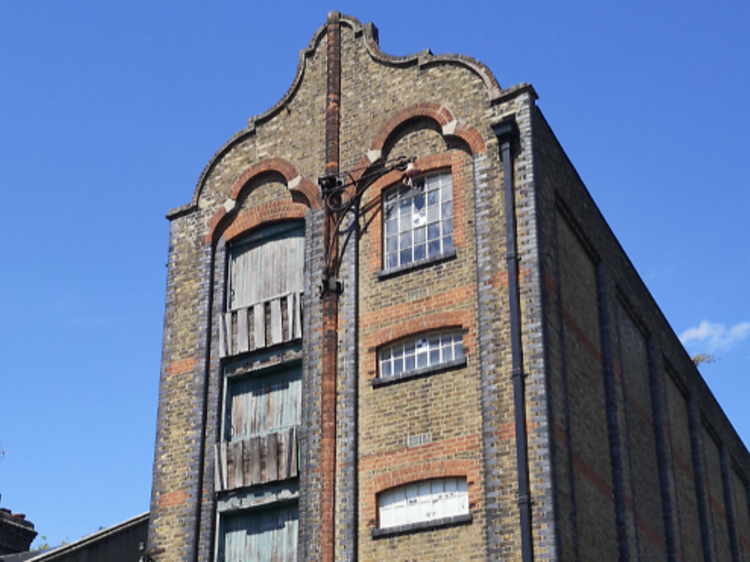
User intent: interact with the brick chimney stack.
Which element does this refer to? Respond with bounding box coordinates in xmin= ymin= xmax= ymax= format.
xmin=0 ymin=495 xmax=38 ymax=554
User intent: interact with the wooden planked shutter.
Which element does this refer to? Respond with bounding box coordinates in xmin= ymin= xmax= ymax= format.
xmin=222 ymin=503 xmax=298 ymax=562
xmin=226 ymin=366 xmax=302 ymax=442
xmin=228 ymin=222 xmax=304 ymax=311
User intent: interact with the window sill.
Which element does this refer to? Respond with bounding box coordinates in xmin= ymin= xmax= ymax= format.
xmin=371 ymin=357 xmax=466 ymax=388
xmin=377 ymin=249 xmax=457 ymax=281
xmin=371 ymin=512 xmax=473 ymax=538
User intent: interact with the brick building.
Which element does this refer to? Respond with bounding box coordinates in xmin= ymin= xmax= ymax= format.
xmin=147 ymin=12 xmax=750 ymax=562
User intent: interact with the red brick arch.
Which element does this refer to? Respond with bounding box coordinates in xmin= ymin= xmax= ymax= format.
xmin=369 ymin=102 xmax=486 ymax=156
xmin=360 ymin=455 xmax=483 ymax=528
xmin=371 ymin=459 xmax=477 ymax=495
xmin=223 ymin=200 xmax=307 ymax=243
xmin=368 ymin=310 xmax=472 ymax=351
xmin=204 ymin=157 xmax=321 ymax=244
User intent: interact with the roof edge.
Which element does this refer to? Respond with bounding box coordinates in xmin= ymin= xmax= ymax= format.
xmin=342 ymin=13 xmax=502 ymax=102
xmin=26 ymin=513 xmax=149 ymax=562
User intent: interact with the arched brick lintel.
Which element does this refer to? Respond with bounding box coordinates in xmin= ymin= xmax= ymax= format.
xmin=222 ymin=200 xmax=308 ymax=244
xmin=227 ymin=158 xmax=321 ymax=210
xmin=369 ymin=102 xmax=486 ymax=156
xmin=371 ymin=459 xmax=476 ymax=495
xmin=368 ymin=309 xmax=473 ymax=351
xmin=204 ymin=158 xmax=321 ymax=244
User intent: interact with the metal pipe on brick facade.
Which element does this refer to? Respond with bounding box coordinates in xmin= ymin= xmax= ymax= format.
xmin=492 ymin=118 xmax=533 ymax=562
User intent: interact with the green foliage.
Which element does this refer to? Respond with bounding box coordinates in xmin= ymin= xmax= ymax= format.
xmin=31 ymin=535 xmax=69 ymax=551
xmin=692 ymin=353 xmax=717 ymax=366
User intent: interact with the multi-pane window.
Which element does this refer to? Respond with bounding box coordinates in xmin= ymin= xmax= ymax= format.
xmin=383 ymin=172 xmax=453 ymax=270
xmin=379 ymin=331 xmax=463 ymax=379
xmin=378 ymin=478 xmax=469 ymax=529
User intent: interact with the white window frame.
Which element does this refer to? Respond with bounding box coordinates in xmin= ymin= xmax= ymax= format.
xmin=378 ymin=478 xmax=469 ymax=530
xmin=383 ymin=172 xmax=453 ymax=270
xmin=378 ymin=330 xmax=463 ymax=380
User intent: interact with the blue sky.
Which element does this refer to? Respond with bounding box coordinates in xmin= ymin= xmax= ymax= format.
xmin=0 ymin=0 xmax=747 ymax=549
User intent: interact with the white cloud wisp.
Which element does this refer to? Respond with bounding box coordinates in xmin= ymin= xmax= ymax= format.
xmin=679 ymin=320 xmax=750 ymax=352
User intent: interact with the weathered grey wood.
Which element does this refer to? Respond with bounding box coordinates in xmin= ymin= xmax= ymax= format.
xmin=277 ymin=430 xmax=288 ymax=481
xmin=266 ymin=432 xmax=278 ymax=482
xmin=232 ymin=440 xmax=244 ymax=489
xmin=286 ymin=293 xmax=295 ymax=341
xmin=227 ymin=312 xmax=235 ymax=356
xmin=290 ymin=426 xmax=298 ymax=478
xmin=249 ymin=435 xmax=261 ymax=485
xmin=242 ymin=439 xmax=254 ymax=487
xmin=271 ymin=298 xmax=282 ymax=344
xmin=220 ymin=442 xmax=228 ymax=491
xmin=237 ymin=308 xmax=249 ymax=353
xmin=254 ymin=304 xmax=265 ymax=349
xmin=258 ymin=435 xmax=268 ymax=483
xmin=214 ymin=444 xmax=224 ymax=491
xmin=226 ymin=443 xmax=236 ymax=490
xmin=293 ymin=292 xmax=302 ymax=339
xmin=219 ymin=314 xmax=227 ymax=358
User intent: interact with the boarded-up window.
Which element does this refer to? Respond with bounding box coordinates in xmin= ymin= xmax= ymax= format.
xmin=228 ymin=222 xmax=304 ymax=311
xmin=226 ymin=365 xmax=302 ymax=442
xmin=220 ymin=503 xmax=298 ymax=562
xmin=378 ymin=478 xmax=468 ymax=529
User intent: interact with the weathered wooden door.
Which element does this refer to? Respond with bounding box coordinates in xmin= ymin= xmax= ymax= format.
xmin=221 ymin=503 xmax=298 ymax=562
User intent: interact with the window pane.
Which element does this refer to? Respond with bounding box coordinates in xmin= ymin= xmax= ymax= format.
xmin=405 ymin=355 xmax=415 ymax=372
xmin=381 ymin=361 xmax=392 ymax=378
xmin=441 ymin=181 xmax=452 ymax=201
xmin=441 ymin=201 xmax=453 ymax=219
xmin=427 ymin=223 xmax=440 ymax=241
xmin=427 ymin=189 xmax=439 ymax=207
xmin=393 ymin=358 xmax=403 ymax=375
xmin=414 ymin=244 xmax=425 ymax=261
xmin=400 ymin=214 xmax=411 ymax=231
xmin=414 ymin=226 xmax=426 ymax=244
xmin=454 ymin=336 xmax=464 ymax=360
xmin=413 ymin=193 xmax=425 ymax=210
xmin=385 ymin=218 xmax=398 ymax=236
xmin=400 ymin=248 xmax=412 ymax=266
xmin=386 ymin=235 xmax=398 ymax=253
xmin=428 ymin=240 xmax=441 ymax=258
xmin=429 ymin=348 xmax=440 ymax=365
xmin=443 ymin=236 xmax=454 ymax=254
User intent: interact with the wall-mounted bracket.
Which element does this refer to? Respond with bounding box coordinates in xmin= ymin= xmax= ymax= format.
xmin=318 ymin=155 xmax=414 ymax=295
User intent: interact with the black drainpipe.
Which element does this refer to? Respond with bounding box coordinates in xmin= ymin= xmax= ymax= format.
xmin=492 ymin=119 xmax=533 ymax=562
